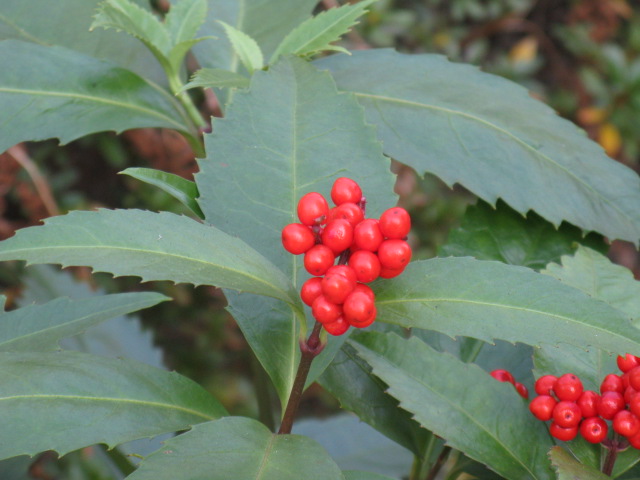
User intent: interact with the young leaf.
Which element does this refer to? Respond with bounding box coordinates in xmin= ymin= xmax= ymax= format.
xmin=126 ymin=417 xmax=345 ymax=480
xmin=0 ymin=351 xmax=227 ymax=460
xmin=0 ymin=40 xmax=193 ymax=154
xmin=374 ymin=258 xmax=640 ymax=354
xmin=0 ymin=292 xmax=168 ymax=352
xmin=0 ymin=209 xmax=298 ymax=307
xmin=549 ymin=447 xmax=610 ymax=480
xmin=218 ymin=21 xmax=264 ymax=73
xmin=270 ymin=0 xmax=376 ymax=62
xmin=196 ymin=56 xmax=396 ymax=408
xmin=119 ymin=167 xmax=204 ymax=219
xmin=164 ymin=0 xmax=207 ymax=45
xmin=350 ymin=332 xmax=555 ymax=480
xmin=316 ymin=49 xmax=640 ymax=246
xmin=181 ymin=68 xmax=251 ymax=90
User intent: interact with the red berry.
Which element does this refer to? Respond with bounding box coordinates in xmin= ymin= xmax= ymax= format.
xmin=304 ymin=244 xmax=335 ymax=276
xmin=629 ymin=430 xmax=640 ymax=449
xmin=597 ymin=391 xmax=625 ymax=419
xmin=378 ymin=239 xmax=412 ymax=270
xmin=281 ymin=223 xmax=315 ymax=255
xmin=554 ymin=374 xmax=583 ymax=402
xmin=300 ymin=277 xmax=323 ymax=306
xmin=529 ymin=395 xmax=557 ymax=421
xmin=549 ymin=422 xmax=578 ymax=441
xmin=325 ymin=265 xmax=358 ymax=285
xmin=343 ymin=291 xmax=376 ymax=328
xmin=328 ymin=203 xmax=364 ymax=227
xmin=490 ymin=369 xmax=515 ymax=385
xmin=613 ymin=410 xmax=640 ymax=438
xmin=321 ymin=272 xmax=356 ymax=304
xmin=348 ymin=250 xmax=381 ymax=283
xmin=311 ymin=295 xmax=342 ymax=324
xmin=534 ymin=375 xmax=558 ymax=396
xmin=618 ymin=353 xmax=640 ymax=373
xmin=379 ymin=207 xmax=411 ymax=239
xmin=601 ymin=373 xmax=624 ymax=394
xmin=353 ymin=219 xmax=384 ymax=252
xmin=515 ymin=382 xmax=529 ymax=399
xmin=552 ymin=401 xmax=582 ymax=428
xmin=577 ymin=390 xmax=600 ymax=418
xmin=331 ymin=177 xmax=362 ymax=205
xmin=628 ymin=392 xmax=640 ymax=417
xmin=297 ymin=192 xmax=329 ymax=226
xmin=628 ymin=366 xmax=640 ymax=391
xmin=580 ymin=417 xmax=608 ymax=444
xmin=321 ymin=219 xmax=354 ymax=254
xmin=323 ymin=316 xmax=350 ymax=336
xmin=625 ymin=386 xmax=638 ymax=404
xmin=352 ymin=283 xmax=375 ymax=301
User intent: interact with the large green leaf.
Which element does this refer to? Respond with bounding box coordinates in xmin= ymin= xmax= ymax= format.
xmin=374 ymin=257 xmax=640 ymax=354
xmin=126 ymin=417 xmax=344 ymax=480
xmin=0 ymin=209 xmax=297 ymax=306
xmin=350 ymin=332 xmax=554 ymax=480
xmin=0 ymin=351 xmax=226 ymax=460
xmin=316 ymin=49 xmax=640 ymax=245
xmin=0 ymin=40 xmax=193 ymax=154
xmin=549 ymin=447 xmax=610 ymax=480
xmin=440 ymin=200 xmax=605 ymax=269
xmin=0 ymin=292 xmax=167 ymax=352
xmin=196 ymin=55 xmax=395 ymax=407
xmin=343 ymin=472 xmax=397 ymax=480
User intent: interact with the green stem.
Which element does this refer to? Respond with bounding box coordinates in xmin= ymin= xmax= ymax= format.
xmin=425 ymin=446 xmax=451 ymax=480
xmin=168 ymin=72 xmax=207 ymax=130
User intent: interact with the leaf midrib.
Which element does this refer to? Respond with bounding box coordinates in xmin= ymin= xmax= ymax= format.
xmin=286 ymin=5 xmax=359 ymax=55
xmin=0 ymin=13 xmax=47 ymax=45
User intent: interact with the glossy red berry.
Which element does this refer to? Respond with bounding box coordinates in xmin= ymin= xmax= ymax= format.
xmin=353 ymin=219 xmax=384 ymax=252
xmin=580 ymin=417 xmax=608 ymax=444
xmin=490 ymin=369 xmax=515 ymax=385
xmin=529 ymin=395 xmax=557 ymax=421
xmin=515 ymin=382 xmax=529 ymax=399
xmin=348 ymin=250 xmax=381 ymax=283
xmin=577 ymin=390 xmax=600 ymax=418
xmin=297 ymin=192 xmax=329 ymax=226
xmin=323 ymin=316 xmax=350 ymax=336
xmin=281 ymin=223 xmax=315 ymax=255
xmin=613 ymin=410 xmax=640 ymax=438
xmin=311 ymin=295 xmax=342 ymax=324
xmin=378 ymin=239 xmax=412 ymax=270
xmin=300 ymin=277 xmax=323 ymax=306
xmin=321 ymin=272 xmax=356 ymax=305
xmin=601 ymin=374 xmax=624 ymax=394
xmin=331 ymin=177 xmax=362 ymax=205
xmin=352 ymin=283 xmax=375 ymax=301
xmin=629 ymin=430 xmax=640 ymax=449
xmin=597 ymin=391 xmax=625 ymax=419
xmin=534 ymin=375 xmax=558 ymax=396
xmin=304 ymin=245 xmax=335 ymax=276
xmin=554 ymin=374 xmax=583 ymax=402
xmin=321 ymin=219 xmax=354 ymax=254
xmin=628 ymin=392 xmax=640 ymax=417
xmin=552 ymin=401 xmax=582 ymax=428
xmin=343 ymin=291 xmax=376 ymax=328
xmin=379 ymin=265 xmax=406 ymax=279
xmin=618 ymin=354 xmax=640 ymax=373
xmin=628 ymin=366 xmax=640 ymax=391
xmin=625 ymin=386 xmax=638 ymax=404
xmin=549 ymin=422 xmax=578 ymax=441
xmin=328 ymin=203 xmax=364 ymax=227
xmin=379 ymin=207 xmax=411 ymax=239
xmin=325 ymin=265 xmax=357 ymax=285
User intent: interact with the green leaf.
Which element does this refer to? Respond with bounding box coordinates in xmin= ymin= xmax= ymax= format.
xmin=0 ymin=292 xmax=167 ymax=352
xmin=164 ymin=0 xmax=207 ymax=45
xmin=0 ymin=40 xmax=193 ymax=154
xmin=0 ymin=209 xmax=298 ymax=306
xmin=126 ymin=417 xmax=345 ymax=480
xmin=350 ymin=332 xmax=554 ymax=480
xmin=316 ymin=49 xmax=640 ymax=246
xmin=374 ymin=258 xmax=640 ymax=354
xmin=549 ymin=447 xmax=610 ymax=480
xmin=343 ymin=472 xmax=397 ymax=480
xmin=0 ymin=351 xmax=226 ymax=460
xmin=270 ymin=0 xmax=375 ymax=61
xmin=182 ymin=68 xmax=250 ymax=90
xmin=440 ymin=200 xmax=605 ymax=269
xmin=196 ymin=55 xmax=396 ymax=407
xmin=119 ymin=168 xmax=204 ymax=219
xmin=218 ymin=21 xmax=264 ymax=74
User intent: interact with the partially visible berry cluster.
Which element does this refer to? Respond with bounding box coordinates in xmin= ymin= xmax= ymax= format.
xmin=281 ymin=177 xmax=412 ymax=336
xmin=529 ymin=353 xmax=640 ymax=446
xmin=490 ymin=369 xmax=529 ymax=399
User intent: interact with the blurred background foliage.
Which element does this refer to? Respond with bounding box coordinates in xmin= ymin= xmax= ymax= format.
xmin=1 ymin=0 xmax=639 ymax=477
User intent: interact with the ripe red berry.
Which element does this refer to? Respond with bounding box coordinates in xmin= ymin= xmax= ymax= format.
xmin=343 ymin=291 xmax=376 ymax=328
xmin=598 ymin=391 xmax=625 ymax=419
xmin=554 ymin=374 xmax=583 ymax=402
xmin=553 ymin=401 xmax=582 ymax=428
xmin=580 ymin=417 xmax=608 ymax=444
xmin=321 ymin=219 xmax=354 ymax=254
xmin=625 ymin=386 xmax=638 ymax=404
xmin=628 ymin=366 xmax=640 ymax=391
xmin=281 ymin=223 xmax=315 ymax=255
xmin=379 ymin=207 xmax=411 ymax=239
xmin=297 ymin=192 xmax=329 ymax=226
xmin=379 ymin=265 xmax=406 ymax=279
xmin=328 ymin=203 xmax=364 ymax=227
xmin=311 ymin=295 xmax=342 ymax=324
xmin=490 ymin=369 xmax=515 ymax=385
xmin=304 ymin=245 xmax=335 ymax=276
xmin=326 ymin=265 xmax=358 ymax=285
xmin=348 ymin=250 xmax=381 ymax=283
xmin=549 ymin=422 xmax=578 ymax=441
xmin=321 ymin=273 xmax=356 ymax=304
xmin=515 ymin=382 xmax=529 ymax=399
xmin=618 ymin=353 xmax=640 ymax=373
xmin=378 ymin=239 xmax=412 ymax=270
xmin=629 ymin=430 xmax=640 ymax=449
xmin=353 ymin=218 xmax=384 ymax=252
xmin=331 ymin=177 xmax=362 ymax=205
xmin=534 ymin=375 xmax=558 ymax=396
xmin=577 ymin=390 xmax=600 ymax=418
xmin=529 ymin=395 xmax=557 ymax=421
xmin=352 ymin=283 xmax=375 ymax=301
xmin=323 ymin=316 xmax=350 ymax=336
xmin=613 ymin=410 xmax=640 ymax=438
xmin=601 ymin=374 xmax=624 ymax=394
xmin=628 ymin=392 xmax=640 ymax=417
xmin=300 ymin=277 xmax=323 ymax=306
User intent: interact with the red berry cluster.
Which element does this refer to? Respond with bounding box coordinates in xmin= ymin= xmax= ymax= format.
xmin=490 ymin=369 xmax=529 ymax=399
xmin=281 ymin=177 xmax=412 ymax=336
xmin=529 ymin=354 xmax=640 ymax=446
